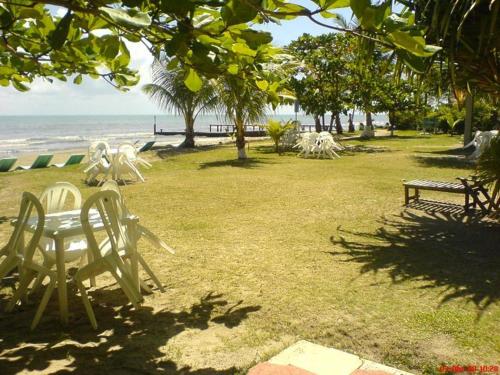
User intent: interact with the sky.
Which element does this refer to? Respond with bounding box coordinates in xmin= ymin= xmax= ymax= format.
xmin=0 ymin=1 xmax=353 ymax=116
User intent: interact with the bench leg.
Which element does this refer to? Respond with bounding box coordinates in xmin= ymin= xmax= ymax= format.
xmin=415 ymin=188 xmax=420 ymax=201
xmin=404 ymin=187 xmax=410 ymax=205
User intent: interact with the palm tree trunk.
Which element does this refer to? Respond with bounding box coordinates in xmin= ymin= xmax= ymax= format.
xmin=329 ymin=115 xmax=334 ymax=132
xmin=361 ymin=111 xmax=375 ymax=138
xmin=335 ymin=113 xmax=343 ymax=134
xmin=314 ymin=115 xmax=322 ymax=133
xmin=348 ymin=112 xmax=355 ymax=132
xmin=235 ymin=117 xmax=247 ymax=159
xmin=180 ymin=115 xmax=195 ymax=148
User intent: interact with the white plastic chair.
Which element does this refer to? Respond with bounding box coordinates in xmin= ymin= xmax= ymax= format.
xmin=100 ymin=181 xmax=172 ymax=293
xmin=0 ymin=193 xmax=45 ymax=282
xmin=75 ymin=190 xmax=144 ymax=329
xmin=2 ymin=193 xmax=55 ymax=330
xmin=114 ymin=153 xmax=145 ymax=183
xmin=313 ymin=132 xmax=344 ymax=159
xmin=118 ymin=143 xmax=152 ymax=169
xmin=85 ymin=141 xmax=111 ymax=184
xmin=295 ymin=132 xmax=319 ymax=158
xmin=30 ymin=182 xmax=89 ymax=294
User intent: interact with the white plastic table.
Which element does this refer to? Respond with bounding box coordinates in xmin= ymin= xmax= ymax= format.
xmin=18 ymin=209 xmax=140 ymax=325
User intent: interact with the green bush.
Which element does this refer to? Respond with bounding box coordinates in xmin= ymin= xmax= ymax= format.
xmin=473 ymin=99 xmax=498 ymax=131
xmin=389 ymin=110 xmax=424 ymax=130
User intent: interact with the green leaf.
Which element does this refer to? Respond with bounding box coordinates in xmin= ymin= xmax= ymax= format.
xmin=184 ymin=68 xmax=203 ymax=92
xmin=221 ymin=0 xmax=261 ymax=26
xmin=322 ymin=0 xmax=350 ymax=9
xmin=73 ymin=74 xmax=83 ymax=84
xmin=12 ymin=80 xmax=29 ymax=92
xmin=99 ymin=7 xmax=151 ymax=28
xmin=320 ymin=10 xmax=337 ymax=18
xmin=49 ymin=10 xmax=73 ymax=50
xmin=160 ymin=0 xmax=195 ymax=17
xmin=238 ymin=30 xmax=273 ymax=49
xmin=101 ymin=35 xmax=120 ymax=59
xmin=232 ymin=42 xmax=257 ymax=57
xmin=350 ymin=0 xmax=369 ymax=19
xmin=227 ymin=64 xmax=239 ymax=74
xmin=388 ymin=31 xmax=438 ymax=57
xmin=256 ymin=80 xmax=269 ymax=90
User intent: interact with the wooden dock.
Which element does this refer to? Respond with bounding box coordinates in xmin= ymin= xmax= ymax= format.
xmin=153 ymin=123 xmax=330 ymax=137
xmin=154 ymin=124 xmax=267 ymax=137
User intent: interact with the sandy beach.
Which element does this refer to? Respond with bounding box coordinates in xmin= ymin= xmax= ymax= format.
xmin=8 ymin=136 xmax=243 ymax=167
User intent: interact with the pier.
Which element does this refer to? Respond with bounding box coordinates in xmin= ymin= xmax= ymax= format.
xmin=153 ymin=123 xmax=331 ymax=137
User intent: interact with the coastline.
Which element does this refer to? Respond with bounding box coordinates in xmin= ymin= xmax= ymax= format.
xmin=6 ymin=136 xmax=243 ymax=166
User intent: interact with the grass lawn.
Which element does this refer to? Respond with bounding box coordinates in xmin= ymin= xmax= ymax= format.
xmin=0 ymin=131 xmax=498 ymax=374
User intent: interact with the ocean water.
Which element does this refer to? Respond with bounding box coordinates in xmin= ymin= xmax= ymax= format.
xmin=0 ymin=113 xmax=388 ymax=157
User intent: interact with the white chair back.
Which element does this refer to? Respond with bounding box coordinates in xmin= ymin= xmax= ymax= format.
xmin=118 ymin=143 xmax=137 ymax=161
xmin=0 ymin=193 xmax=45 ymax=281
xmin=81 ymin=190 xmax=132 ymax=260
xmin=39 ymin=182 xmax=82 ymax=214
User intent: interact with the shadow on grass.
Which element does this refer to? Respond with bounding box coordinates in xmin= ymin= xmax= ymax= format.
xmin=0 ymin=216 xmax=11 ymax=224
xmin=155 ymin=144 xmax=227 ymax=160
xmin=329 ymin=207 xmax=500 ymax=314
xmin=198 ymin=158 xmax=270 ymax=170
xmin=342 ymin=145 xmax=392 ymax=155
xmin=358 ymin=135 xmax=430 ymax=142
xmin=0 ymin=289 xmax=259 ymax=374
xmin=413 ymin=155 xmax=475 ymax=169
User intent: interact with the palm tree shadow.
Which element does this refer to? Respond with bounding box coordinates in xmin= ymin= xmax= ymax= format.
xmin=329 ymin=208 xmax=500 ymax=315
xmin=412 ymin=155 xmax=475 ymax=169
xmin=198 ymin=158 xmax=270 ymax=169
xmin=0 ymin=290 xmax=260 ymax=374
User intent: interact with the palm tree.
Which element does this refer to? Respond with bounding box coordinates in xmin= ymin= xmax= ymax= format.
xmin=216 ymin=75 xmax=267 ymax=159
xmin=142 ymin=58 xmax=218 ymax=148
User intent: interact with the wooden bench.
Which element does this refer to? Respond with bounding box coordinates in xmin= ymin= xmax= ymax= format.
xmin=403 ymin=178 xmax=492 ymax=213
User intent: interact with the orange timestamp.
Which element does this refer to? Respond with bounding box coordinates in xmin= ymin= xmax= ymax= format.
xmin=438 ymin=365 xmax=499 ymax=373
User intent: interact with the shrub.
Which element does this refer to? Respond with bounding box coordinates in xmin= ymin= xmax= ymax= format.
xmin=261 ymin=119 xmax=295 ymax=153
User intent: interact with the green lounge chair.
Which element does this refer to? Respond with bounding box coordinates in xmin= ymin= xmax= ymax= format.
xmin=16 ymin=154 xmax=53 ymax=170
xmin=52 ymin=154 xmax=85 ymax=168
xmin=138 ymin=141 xmax=155 ymax=152
xmin=0 ymin=158 xmax=17 ymax=172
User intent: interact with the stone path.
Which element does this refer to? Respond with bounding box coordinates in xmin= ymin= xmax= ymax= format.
xmin=248 ymin=341 xmax=414 ymax=375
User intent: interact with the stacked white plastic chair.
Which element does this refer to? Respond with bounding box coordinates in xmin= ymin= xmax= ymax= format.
xmin=113 ymin=143 xmax=152 ymax=182
xmin=100 ymin=181 xmax=174 ymax=293
xmin=295 ymin=132 xmax=344 ymax=159
xmin=464 ymin=130 xmax=499 ymax=159
xmin=295 ymin=132 xmax=319 ymax=158
xmin=29 ymin=182 xmax=90 ymax=295
xmin=313 ymin=131 xmax=344 ymax=159
xmin=84 ymin=141 xmax=111 ymax=184
xmin=76 ymin=190 xmax=144 ymax=329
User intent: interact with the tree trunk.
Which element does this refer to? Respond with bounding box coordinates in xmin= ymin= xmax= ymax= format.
xmin=314 ymin=116 xmax=322 ymax=133
xmin=321 ymin=114 xmax=325 ymax=130
xmin=361 ymin=111 xmax=375 ymax=138
xmin=328 ymin=114 xmax=334 ymax=132
xmin=235 ymin=118 xmax=247 ymax=159
xmin=388 ymin=110 xmax=395 ymax=137
xmin=335 ymin=113 xmax=343 ymax=134
xmin=464 ymin=92 xmax=474 ymax=146
xmin=348 ymin=113 xmax=355 ymax=132
xmin=180 ymin=115 xmax=195 ymax=148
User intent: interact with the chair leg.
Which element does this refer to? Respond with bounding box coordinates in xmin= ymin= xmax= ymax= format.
xmin=0 ymin=255 xmax=16 ymax=281
xmin=29 ymin=258 xmax=54 ymax=297
xmin=85 ymin=252 xmax=96 ymax=287
xmin=6 ymin=270 xmax=36 ymax=312
xmin=75 ymin=277 xmax=98 ymax=329
xmin=137 ymin=254 xmax=164 ymax=292
xmin=31 ymin=276 xmax=56 ymax=330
